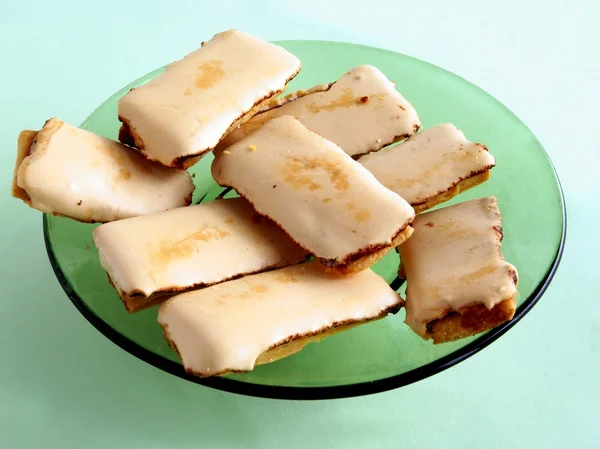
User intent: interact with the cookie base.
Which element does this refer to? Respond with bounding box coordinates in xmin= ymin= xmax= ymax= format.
xmin=425 ymin=296 xmax=516 ymax=344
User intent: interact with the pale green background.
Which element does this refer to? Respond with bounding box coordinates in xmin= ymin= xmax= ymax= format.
xmin=0 ymin=1 xmax=597 ymax=448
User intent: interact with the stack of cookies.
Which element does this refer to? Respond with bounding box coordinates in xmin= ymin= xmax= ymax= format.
xmin=12 ymin=30 xmax=518 ymax=377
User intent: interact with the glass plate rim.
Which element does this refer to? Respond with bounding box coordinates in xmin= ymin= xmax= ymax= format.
xmin=43 ymin=40 xmax=568 ymax=400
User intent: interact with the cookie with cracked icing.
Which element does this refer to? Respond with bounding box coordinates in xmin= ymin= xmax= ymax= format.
xmin=359 ymin=124 xmax=495 ymax=213
xmin=158 ymin=262 xmax=403 ymax=377
xmin=211 ymin=115 xmax=415 ymax=274
xmin=218 ymin=65 xmax=420 ymax=158
xmin=12 ymin=118 xmax=194 ymax=223
xmin=118 ymin=29 xmax=301 ymax=168
xmin=397 ymin=197 xmax=518 ymax=343
xmin=93 ymin=197 xmax=309 ymax=312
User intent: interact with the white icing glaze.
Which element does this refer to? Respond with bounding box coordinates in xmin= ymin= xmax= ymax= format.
xmin=93 ymin=197 xmax=308 ymax=300
xmin=398 ymin=197 xmax=518 ymax=337
xmin=16 ymin=118 xmax=193 ymax=222
xmin=118 ymin=29 xmax=301 ymax=166
xmin=211 ymin=116 xmax=415 ymax=264
xmin=359 ymin=123 xmax=495 ymax=206
xmin=219 ymin=65 xmax=420 ymax=157
xmin=158 ymin=262 xmax=402 ymax=375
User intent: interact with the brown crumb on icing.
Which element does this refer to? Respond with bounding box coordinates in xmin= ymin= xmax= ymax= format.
xmin=493 ymin=225 xmax=504 ymax=240
xmin=76 ymin=200 xmax=83 ymax=206
xmin=322 ymin=197 xmax=333 ymax=203
xmin=225 ymin=217 xmax=235 ymax=224
xmin=398 ymin=104 xmax=406 ymax=111
xmin=359 ymin=96 xmax=369 ymax=103
xmin=195 ymin=60 xmax=224 ymax=89
xmin=425 ymin=222 xmax=434 ymax=227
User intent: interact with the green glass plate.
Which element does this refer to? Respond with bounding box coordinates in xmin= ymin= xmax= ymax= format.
xmin=43 ymin=41 xmax=565 ymax=400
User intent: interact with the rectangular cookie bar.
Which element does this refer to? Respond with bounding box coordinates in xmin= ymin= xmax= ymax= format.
xmin=158 ymin=262 xmax=403 ymax=377
xmin=211 ymin=115 xmax=415 ymax=274
xmin=118 ymin=29 xmax=301 ymax=167
xmin=12 ymin=118 xmax=194 ymax=223
xmin=397 ymin=197 xmax=518 ymax=343
xmin=218 ymin=65 xmax=420 ymax=158
xmin=93 ymin=197 xmax=309 ymax=312
xmin=359 ymin=124 xmax=495 ymax=213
